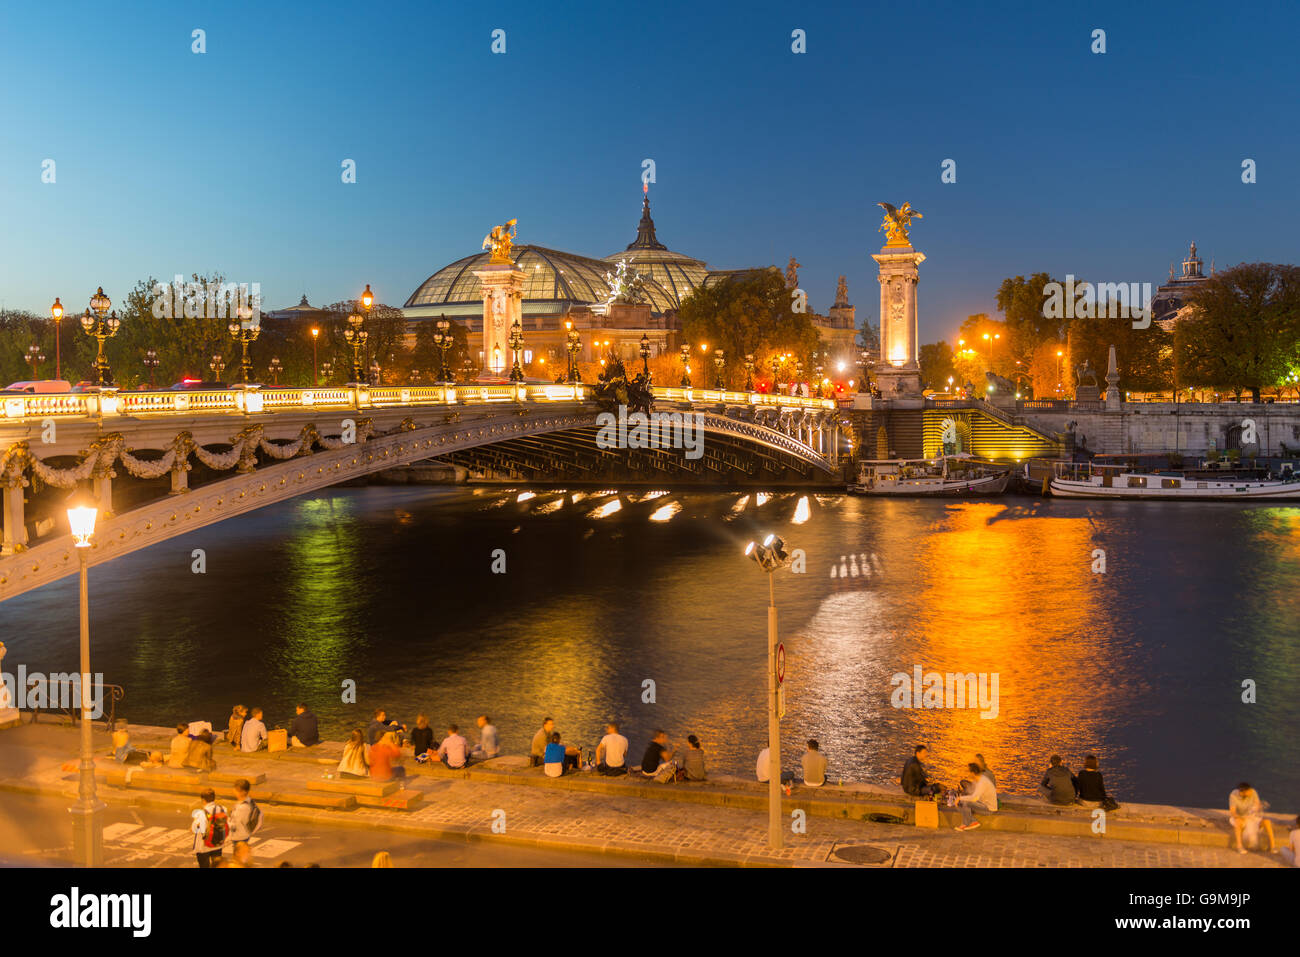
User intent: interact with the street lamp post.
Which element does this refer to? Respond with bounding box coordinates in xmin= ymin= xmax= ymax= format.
xmin=744 ymin=354 xmax=756 ymax=392
xmin=345 ymin=312 xmax=368 ymax=383
xmin=210 ymin=354 xmax=225 ymax=380
xmin=142 ymin=349 xmax=159 ymax=389
xmin=713 ymin=349 xmax=726 ymax=390
xmin=310 ymin=327 xmax=320 ymax=387
xmin=359 ymin=284 xmax=375 ymax=382
xmin=228 ymin=303 xmax=260 ymax=384
xmin=268 ymin=357 xmax=282 ymax=385
xmin=508 ymin=318 xmax=525 ymax=383
xmin=25 ymin=343 xmax=45 ymax=379
xmin=679 ymin=344 xmax=692 ymax=388
xmin=320 ymin=360 xmax=333 ymax=384
xmin=67 ymin=502 xmax=104 ymax=867
xmin=434 ymin=317 xmax=453 ymax=383
xmin=744 ymin=533 xmax=794 ymax=850
xmin=639 ymin=333 xmax=651 ymax=377
xmin=50 ymin=298 xmax=64 ymax=381
xmin=80 ymin=287 xmax=120 ymax=387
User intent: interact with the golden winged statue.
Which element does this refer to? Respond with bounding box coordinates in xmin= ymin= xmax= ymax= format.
xmin=877 ymin=202 xmax=922 ymax=247
xmin=483 ymin=218 xmax=518 ymax=264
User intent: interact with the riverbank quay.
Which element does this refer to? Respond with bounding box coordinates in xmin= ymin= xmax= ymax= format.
xmin=0 ymin=721 xmax=1290 ymax=868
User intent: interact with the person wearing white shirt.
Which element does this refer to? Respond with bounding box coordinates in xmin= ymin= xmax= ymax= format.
xmin=956 ymin=762 xmax=998 ymax=830
xmin=191 ymin=787 xmax=227 ymax=867
xmin=596 ymin=722 xmax=629 ymax=776
xmin=437 ymin=724 xmax=469 ymax=769
xmin=1283 ymin=816 xmax=1300 ymax=867
xmin=756 ymin=747 xmax=795 ymax=785
xmin=240 ymin=708 xmax=268 ymax=753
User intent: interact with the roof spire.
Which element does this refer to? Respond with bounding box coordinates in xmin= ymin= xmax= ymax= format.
xmin=627 ymin=188 xmax=667 ymax=251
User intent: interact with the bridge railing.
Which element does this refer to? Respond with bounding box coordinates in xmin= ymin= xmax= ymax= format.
xmin=1 ymin=381 xmax=834 ymax=422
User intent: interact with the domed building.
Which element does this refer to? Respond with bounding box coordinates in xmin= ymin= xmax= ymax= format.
xmin=401 ymin=191 xmax=858 ymax=372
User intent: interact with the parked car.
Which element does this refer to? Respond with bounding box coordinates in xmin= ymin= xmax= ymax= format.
xmin=2 ymin=379 xmax=73 ymax=394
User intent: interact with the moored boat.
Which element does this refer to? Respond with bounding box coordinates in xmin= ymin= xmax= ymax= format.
xmin=1050 ymin=463 xmax=1300 ymax=501
xmin=848 ymin=456 xmax=1012 ymax=497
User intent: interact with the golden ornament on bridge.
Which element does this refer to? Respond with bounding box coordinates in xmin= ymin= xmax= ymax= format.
xmin=482 ymin=219 xmax=518 ymax=264
xmin=877 ymin=202 xmax=922 ymax=247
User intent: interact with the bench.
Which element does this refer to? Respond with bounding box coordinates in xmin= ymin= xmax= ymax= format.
xmin=307 ymin=779 xmax=399 ymax=798
xmin=355 ymin=789 xmax=424 ymax=811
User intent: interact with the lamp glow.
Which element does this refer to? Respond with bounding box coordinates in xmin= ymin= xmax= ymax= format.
xmin=67 ymin=505 xmax=97 ymax=547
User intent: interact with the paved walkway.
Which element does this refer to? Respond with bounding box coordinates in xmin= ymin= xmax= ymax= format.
xmin=0 ymin=721 xmax=1286 ymax=868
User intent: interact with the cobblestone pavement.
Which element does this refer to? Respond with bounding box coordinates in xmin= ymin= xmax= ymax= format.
xmin=0 ymin=725 xmax=1286 ymax=868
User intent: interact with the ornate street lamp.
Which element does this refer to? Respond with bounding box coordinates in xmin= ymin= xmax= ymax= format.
xmin=209 ymin=354 xmax=225 ymax=379
xmin=460 ymin=357 xmax=475 ymax=383
xmin=433 ymin=316 xmax=453 ymax=382
xmin=769 ymin=355 xmax=782 ymax=394
xmin=508 ymin=317 xmax=525 ymax=383
xmin=565 ymin=321 xmax=581 ymax=384
xmin=80 ymin=287 xmax=120 ymax=387
xmin=680 ymin=344 xmax=692 ymax=388
xmin=310 ymin=327 xmax=320 ymax=387
xmin=228 ymin=301 xmax=260 ymax=384
xmin=50 ymin=297 xmax=64 ymax=381
xmin=320 ymin=360 xmax=334 ymax=384
xmin=344 ymin=312 xmax=367 ymax=383
xmin=369 ymin=359 xmax=382 ymax=385
xmin=142 ymin=348 xmax=159 ymax=389
xmin=25 ymin=343 xmax=45 ymax=378
xmin=267 ymin=357 xmax=282 ymax=385
xmin=744 ymin=354 xmax=756 ymax=392
xmin=639 ymin=333 xmax=651 ymax=376
xmin=67 ymin=500 xmax=105 ymax=866
xmin=813 ymin=358 xmax=824 ymax=398
xmin=408 ymin=368 xmax=421 ymax=385
xmin=713 ymin=348 xmax=726 ymax=390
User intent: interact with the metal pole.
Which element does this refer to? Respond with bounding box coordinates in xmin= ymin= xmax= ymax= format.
xmin=55 ymin=320 xmax=62 ymax=382
xmin=767 ymin=571 xmax=782 ymax=849
xmin=70 ymin=548 xmax=103 ymax=866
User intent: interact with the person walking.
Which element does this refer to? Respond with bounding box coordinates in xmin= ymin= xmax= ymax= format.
xmin=191 ymin=788 xmax=228 ymax=868
xmin=229 ymin=778 xmax=262 ymax=852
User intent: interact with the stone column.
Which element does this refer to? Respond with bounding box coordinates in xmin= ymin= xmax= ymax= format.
xmin=872 ymin=243 xmax=926 ymax=396
xmin=1 ymin=471 xmax=29 ymax=555
xmin=473 ymin=263 xmax=526 ymax=378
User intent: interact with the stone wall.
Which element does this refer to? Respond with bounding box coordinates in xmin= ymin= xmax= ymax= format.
xmin=1020 ymin=403 xmax=1300 ymax=457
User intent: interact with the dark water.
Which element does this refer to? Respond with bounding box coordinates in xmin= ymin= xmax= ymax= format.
xmin=4 ymin=485 xmax=1298 ymax=810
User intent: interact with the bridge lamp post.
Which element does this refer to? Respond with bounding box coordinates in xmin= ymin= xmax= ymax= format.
xmin=142 ymin=349 xmax=159 ymax=389
xmin=67 ymin=502 xmax=105 ymax=867
xmin=743 ymin=354 xmax=755 ymax=392
xmin=813 ymin=359 xmax=824 ymax=398
xmin=508 ymin=318 xmax=525 ymax=383
xmin=320 ymin=360 xmax=333 ymax=384
xmin=268 ymin=357 xmax=282 ymax=385
xmin=25 ymin=343 xmax=46 ymax=378
xmin=679 ymin=344 xmax=692 ymax=388
xmin=345 ymin=313 xmax=368 ymax=383
xmin=743 ymin=532 xmax=793 ymax=850
xmin=360 ymin=284 xmax=375 ymax=378
xmin=50 ymin=298 xmax=64 ymax=381
xmin=81 ymin=287 xmax=120 ymax=388
xmin=639 ymin=333 xmax=651 ymax=377
xmin=433 ymin=317 xmax=453 ymax=383
xmin=310 ymin=327 xmax=320 ymax=387
xmin=228 ymin=303 xmax=260 ymax=384
xmin=565 ymin=322 xmax=581 ymax=384
xmin=713 ymin=349 xmax=726 ymax=390
xmin=210 ymin=354 xmax=225 ymax=380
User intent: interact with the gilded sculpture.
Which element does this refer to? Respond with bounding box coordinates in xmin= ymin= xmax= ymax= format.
xmin=482 ymin=219 xmax=518 ymax=264
xmin=877 ymin=202 xmax=922 ymax=247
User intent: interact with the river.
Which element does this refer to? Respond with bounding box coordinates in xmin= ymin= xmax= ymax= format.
xmin=4 ymin=484 xmax=1297 ymax=809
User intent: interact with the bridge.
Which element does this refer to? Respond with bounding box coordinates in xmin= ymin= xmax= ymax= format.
xmin=0 ymin=382 xmax=840 ymax=601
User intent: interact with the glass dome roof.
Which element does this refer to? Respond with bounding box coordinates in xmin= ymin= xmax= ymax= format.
xmin=404 ymin=245 xmax=679 ymax=314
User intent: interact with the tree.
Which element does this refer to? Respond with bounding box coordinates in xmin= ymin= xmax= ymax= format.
xmin=411 ymin=318 xmax=470 ymax=381
xmin=1069 ymin=314 xmax=1171 ymax=396
xmin=918 ymin=341 xmax=955 ymax=391
xmin=1174 ymin=263 xmax=1300 ymax=402
xmin=996 ymin=273 xmax=1072 ymax=359
xmin=678 ymin=268 xmax=822 ymax=388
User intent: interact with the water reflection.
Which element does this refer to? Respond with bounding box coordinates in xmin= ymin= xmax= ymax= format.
xmin=2 ymin=486 xmax=1296 ymax=808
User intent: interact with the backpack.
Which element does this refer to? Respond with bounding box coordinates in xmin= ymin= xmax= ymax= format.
xmin=245 ymin=799 xmax=262 ymax=835
xmin=203 ymin=804 xmax=229 ymax=848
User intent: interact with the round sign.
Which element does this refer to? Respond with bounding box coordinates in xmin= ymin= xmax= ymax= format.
xmin=777 ymin=643 xmax=786 ymax=684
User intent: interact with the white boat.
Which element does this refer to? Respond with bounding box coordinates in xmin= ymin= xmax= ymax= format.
xmin=1050 ymin=463 xmax=1300 ymax=500
xmin=848 ymin=456 xmax=1012 ymax=497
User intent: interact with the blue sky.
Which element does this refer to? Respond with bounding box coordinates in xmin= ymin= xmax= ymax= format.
xmin=2 ymin=0 xmax=1297 ymax=342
